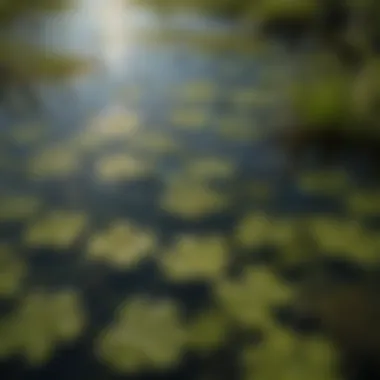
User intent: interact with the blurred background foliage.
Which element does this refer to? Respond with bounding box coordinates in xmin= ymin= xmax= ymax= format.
xmin=0 ymin=0 xmax=94 ymax=111
xmin=130 ymin=0 xmax=380 ymax=152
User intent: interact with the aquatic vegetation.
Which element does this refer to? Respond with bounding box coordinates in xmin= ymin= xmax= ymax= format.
xmin=80 ymin=106 xmax=140 ymax=150
xmin=24 ymin=211 xmax=87 ymax=249
xmin=95 ymin=153 xmax=152 ymax=182
xmin=96 ymin=297 xmax=186 ymax=372
xmin=185 ymin=157 xmax=236 ymax=181
xmin=29 ymin=144 xmax=81 ymax=179
xmin=171 ymin=107 xmax=209 ymax=130
xmin=0 ymin=38 xmax=95 ymax=80
xmin=131 ymin=131 xmax=181 ymax=155
xmin=0 ymin=289 xmax=85 ymax=366
xmin=160 ymin=178 xmax=230 ymax=219
xmin=346 ymin=189 xmax=380 ymax=217
xmin=297 ymin=170 xmax=350 ymax=196
xmin=293 ymin=72 xmax=353 ymax=129
xmin=269 ymin=218 xmax=300 ymax=248
xmin=242 ymin=325 xmax=338 ymax=380
xmin=308 ymin=217 xmax=379 ymax=265
xmin=274 ymin=226 xmax=316 ymax=271
xmin=0 ymin=244 xmax=26 ymax=298
xmin=186 ymin=309 xmax=230 ymax=353
xmin=214 ymin=266 xmax=293 ymax=328
xmin=87 ymin=220 xmax=157 ymax=269
xmin=159 ymin=235 xmax=229 ymax=282
xmin=256 ymin=0 xmax=319 ymax=23
xmin=234 ymin=212 xmax=273 ymax=249
xmin=0 ymin=195 xmax=42 ymax=222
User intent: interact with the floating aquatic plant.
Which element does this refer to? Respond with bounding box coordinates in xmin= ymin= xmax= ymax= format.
xmin=0 ymin=195 xmax=42 ymax=222
xmin=297 ymin=169 xmax=350 ymax=196
xmin=186 ymin=308 xmax=231 ymax=353
xmin=215 ymin=266 xmax=294 ymax=328
xmin=346 ymin=189 xmax=380 ymax=217
xmin=160 ymin=177 xmax=230 ymax=219
xmin=185 ymin=157 xmax=236 ymax=181
xmin=0 ymin=244 xmax=26 ymax=298
xmin=95 ymin=153 xmax=152 ymax=182
xmin=308 ymin=217 xmax=379 ymax=266
xmin=80 ymin=107 xmax=140 ymax=150
xmin=29 ymin=144 xmax=81 ymax=179
xmin=159 ymin=235 xmax=229 ymax=282
xmin=131 ymin=131 xmax=181 ymax=155
xmin=0 ymin=289 xmax=85 ymax=366
xmin=95 ymin=297 xmax=186 ymax=372
xmin=24 ymin=210 xmax=87 ymax=249
xmin=234 ymin=212 xmax=274 ymax=249
xmin=242 ymin=325 xmax=338 ymax=380
xmin=87 ymin=220 xmax=157 ymax=269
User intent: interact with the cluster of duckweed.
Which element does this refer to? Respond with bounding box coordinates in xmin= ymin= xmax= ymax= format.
xmin=255 ymin=0 xmax=319 ymax=23
xmin=185 ymin=308 xmax=231 ymax=353
xmin=297 ymin=169 xmax=350 ymax=196
xmin=290 ymin=66 xmax=354 ymax=131
xmin=95 ymin=297 xmax=187 ymax=372
xmin=78 ymin=106 xmax=139 ymax=150
xmin=159 ymin=176 xmax=230 ymax=219
xmin=87 ymin=220 xmax=157 ymax=269
xmin=0 ymin=195 xmax=42 ymax=222
xmin=234 ymin=212 xmax=277 ymax=249
xmin=159 ymin=234 xmax=229 ymax=282
xmin=28 ymin=144 xmax=81 ymax=179
xmin=23 ymin=210 xmax=87 ymax=249
xmin=0 ymin=244 xmax=26 ymax=298
xmin=309 ymin=217 xmax=379 ymax=266
xmin=130 ymin=131 xmax=181 ymax=155
xmin=235 ymin=211 xmax=380 ymax=268
xmin=214 ymin=266 xmax=293 ymax=329
xmin=346 ymin=188 xmax=380 ymax=217
xmin=0 ymin=289 xmax=85 ymax=366
xmin=95 ymin=153 xmax=153 ymax=182
xmin=184 ymin=157 xmax=236 ymax=181
xmin=241 ymin=324 xmax=339 ymax=380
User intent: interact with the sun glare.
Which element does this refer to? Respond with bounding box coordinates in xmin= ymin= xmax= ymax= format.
xmin=94 ymin=0 xmax=128 ymax=73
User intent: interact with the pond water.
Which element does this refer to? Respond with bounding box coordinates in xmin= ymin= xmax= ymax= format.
xmin=0 ymin=3 xmax=379 ymax=380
